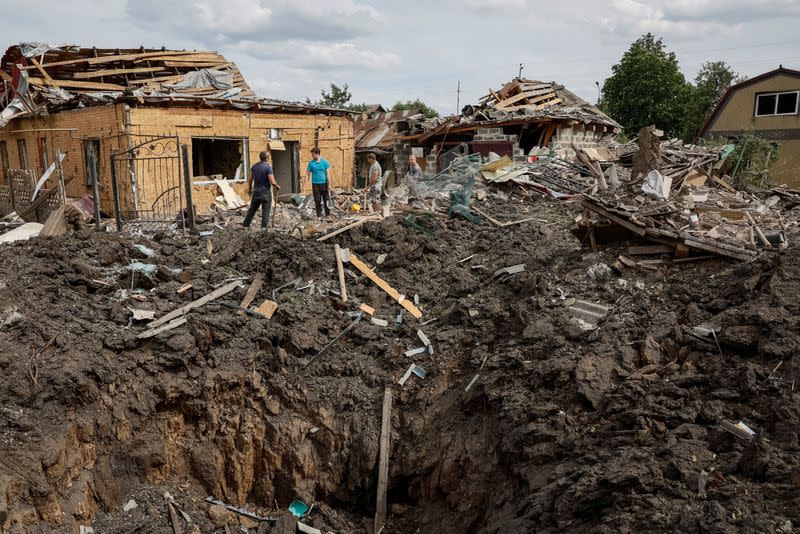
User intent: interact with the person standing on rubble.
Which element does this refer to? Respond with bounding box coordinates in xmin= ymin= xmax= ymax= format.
xmin=307 ymin=147 xmax=332 ymax=218
xmin=406 ymin=153 xmax=423 ymax=181
xmin=243 ymin=151 xmax=280 ymax=229
xmin=367 ymin=152 xmax=383 ymax=211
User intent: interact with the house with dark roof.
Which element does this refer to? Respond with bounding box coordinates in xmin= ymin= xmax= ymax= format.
xmin=700 ymin=66 xmax=800 ymax=186
xmin=0 ymin=43 xmax=355 ymax=224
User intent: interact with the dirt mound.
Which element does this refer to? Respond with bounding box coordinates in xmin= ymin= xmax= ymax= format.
xmin=1 ymin=195 xmax=799 ymax=533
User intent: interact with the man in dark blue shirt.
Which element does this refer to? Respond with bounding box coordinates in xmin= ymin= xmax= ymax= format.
xmin=243 ymin=151 xmax=280 ymax=228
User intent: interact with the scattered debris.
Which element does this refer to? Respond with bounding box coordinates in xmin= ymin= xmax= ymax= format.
xmin=720 ymin=420 xmax=757 ymax=441
xmin=398 ymin=363 xmax=427 ymax=386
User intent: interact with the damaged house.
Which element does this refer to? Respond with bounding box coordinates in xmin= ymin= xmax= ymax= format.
xmin=400 ymin=78 xmax=620 ymax=174
xmin=354 ymin=106 xmax=420 ymax=188
xmin=0 ymin=43 xmax=355 ymax=224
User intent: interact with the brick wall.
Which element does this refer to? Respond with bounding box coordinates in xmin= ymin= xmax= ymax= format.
xmin=0 ymin=105 xmax=356 ymax=216
xmin=550 ymin=123 xmax=607 ymax=150
xmin=129 ymin=107 xmax=355 ymax=194
xmin=0 ymin=105 xmax=129 ymax=212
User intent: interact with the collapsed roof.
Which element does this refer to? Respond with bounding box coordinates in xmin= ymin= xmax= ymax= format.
xmin=354 ymin=108 xmax=421 ymax=154
xmin=0 ymin=42 xmax=354 ymax=127
xmin=405 ymin=78 xmax=620 ymax=142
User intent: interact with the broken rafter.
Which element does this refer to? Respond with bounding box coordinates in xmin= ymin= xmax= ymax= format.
xmin=72 ymin=66 xmax=166 ymax=79
xmin=25 ymin=77 xmax=126 ymax=91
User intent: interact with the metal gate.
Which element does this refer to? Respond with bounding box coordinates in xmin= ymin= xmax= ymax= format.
xmin=110 ymin=135 xmax=193 ymax=232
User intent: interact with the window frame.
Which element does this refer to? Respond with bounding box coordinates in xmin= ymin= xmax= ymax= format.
xmin=190 ymin=136 xmax=249 ymax=184
xmin=17 ymin=139 xmax=29 ymax=170
xmin=754 ymin=90 xmax=800 ymax=117
xmin=0 ymin=140 xmax=8 ymax=172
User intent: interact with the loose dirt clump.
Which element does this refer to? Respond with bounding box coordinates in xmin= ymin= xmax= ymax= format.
xmin=0 ymin=196 xmax=799 ymax=533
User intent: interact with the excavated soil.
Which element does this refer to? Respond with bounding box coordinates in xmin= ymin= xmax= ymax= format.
xmin=1 ymin=193 xmax=799 ymax=533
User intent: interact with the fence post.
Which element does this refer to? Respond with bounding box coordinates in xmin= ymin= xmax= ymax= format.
xmin=91 ymin=171 xmax=102 ymax=231
xmin=109 ymin=149 xmax=123 ymax=232
xmin=181 ymin=144 xmax=195 ymax=229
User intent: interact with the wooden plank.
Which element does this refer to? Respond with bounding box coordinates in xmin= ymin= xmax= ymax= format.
xmin=359 ymin=303 xmax=375 ymax=315
xmin=238 ymin=273 xmax=264 ymax=314
xmin=128 ymin=74 xmax=186 ymax=85
xmin=39 ymin=205 xmax=66 ymax=237
xmin=0 ymin=70 xmax=12 ymax=83
xmin=334 ymin=244 xmax=348 ymax=303
xmin=137 ymin=317 xmax=187 ymax=339
xmin=167 ymin=501 xmax=183 ymax=534
xmin=374 ymin=387 xmax=392 ymax=534
xmin=147 ymin=280 xmax=243 ymax=329
xmin=163 ymin=61 xmax=231 ymax=68
xmin=25 ymin=77 xmax=126 ymax=91
xmin=20 ymin=50 xmax=211 ymax=70
xmin=344 ymin=252 xmax=423 ymax=319
xmin=253 ymin=299 xmax=278 ymax=319
xmin=29 ymin=58 xmax=55 ymax=84
xmin=470 ymin=206 xmax=502 ymax=226
xmin=317 ymin=217 xmax=379 ymax=242
xmin=628 ymin=245 xmax=674 ymax=256
xmin=73 ymin=66 xmax=165 ymax=79
xmin=493 ymin=91 xmax=535 ymax=109
xmin=134 ymin=54 xmax=225 ymax=63
xmin=581 ymin=199 xmax=647 ymax=237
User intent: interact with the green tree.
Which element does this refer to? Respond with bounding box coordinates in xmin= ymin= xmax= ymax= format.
xmin=391 ymin=99 xmax=439 ymax=118
xmin=307 ymin=83 xmax=371 ymax=112
xmin=683 ymin=61 xmax=740 ymax=141
xmin=307 ymin=83 xmax=353 ymax=108
xmin=600 ymin=33 xmax=692 ymax=138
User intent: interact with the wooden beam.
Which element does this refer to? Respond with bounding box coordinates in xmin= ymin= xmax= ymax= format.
xmin=72 ymin=66 xmax=165 ymax=79
xmin=25 ymin=77 xmax=126 ymax=91
xmin=20 ymin=50 xmax=212 ymax=70
xmin=374 ymin=387 xmax=392 ymax=534
xmin=317 ymin=216 xmax=380 ymax=242
xmin=0 ymin=70 xmax=12 ymax=83
xmin=334 ymin=244 xmax=347 ymax=303
xmin=29 ymin=58 xmax=54 ymax=84
xmin=137 ymin=317 xmax=187 ymax=339
xmin=344 ymin=251 xmax=423 ymax=319
xmin=628 ymin=245 xmax=674 ymax=255
xmin=147 ymin=280 xmax=243 ymax=329
xmin=237 ymin=273 xmax=264 ymax=314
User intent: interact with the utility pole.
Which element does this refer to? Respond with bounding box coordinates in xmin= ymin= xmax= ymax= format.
xmin=518 ymin=63 xmax=524 ymax=79
xmin=456 ymin=80 xmax=461 ymax=113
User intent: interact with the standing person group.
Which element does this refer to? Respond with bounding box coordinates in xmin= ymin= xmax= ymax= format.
xmin=307 ymin=147 xmax=332 ymax=219
xmin=243 ymin=151 xmax=280 ymax=229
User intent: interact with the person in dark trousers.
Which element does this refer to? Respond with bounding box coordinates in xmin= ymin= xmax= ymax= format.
xmin=307 ymin=147 xmax=331 ymax=218
xmin=243 ymin=151 xmax=280 ymax=229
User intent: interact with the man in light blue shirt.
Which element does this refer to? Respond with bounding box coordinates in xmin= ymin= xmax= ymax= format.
xmin=306 ymin=147 xmax=331 ymax=218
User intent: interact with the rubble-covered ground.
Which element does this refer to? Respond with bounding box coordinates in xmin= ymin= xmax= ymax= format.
xmin=1 ymin=190 xmax=799 ymax=533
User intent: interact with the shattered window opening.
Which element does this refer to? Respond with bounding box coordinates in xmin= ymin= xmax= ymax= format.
xmin=191 ymin=137 xmax=249 ymax=183
xmin=755 ymin=90 xmax=799 ymax=117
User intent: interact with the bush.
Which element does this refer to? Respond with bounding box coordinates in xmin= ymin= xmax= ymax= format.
xmin=703 ymin=131 xmax=779 ymax=187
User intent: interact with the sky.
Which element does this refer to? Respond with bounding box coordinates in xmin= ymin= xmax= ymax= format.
xmin=1 ymin=0 xmax=799 ymax=114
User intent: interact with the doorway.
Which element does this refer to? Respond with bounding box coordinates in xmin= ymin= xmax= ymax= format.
xmin=271 ymin=141 xmax=300 ymax=195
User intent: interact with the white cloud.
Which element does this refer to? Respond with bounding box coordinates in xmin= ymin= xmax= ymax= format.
xmin=126 ymin=0 xmax=385 ymax=43
xmin=464 ymin=0 xmax=526 ymax=9
xmin=600 ymin=0 xmax=738 ymax=38
xmin=302 ymin=43 xmax=402 ymax=70
xmin=664 ymin=0 xmax=800 ymax=20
